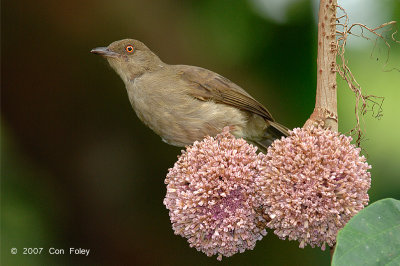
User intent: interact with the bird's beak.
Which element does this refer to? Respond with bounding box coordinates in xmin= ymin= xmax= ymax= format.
xmin=90 ymin=47 xmax=120 ymax=58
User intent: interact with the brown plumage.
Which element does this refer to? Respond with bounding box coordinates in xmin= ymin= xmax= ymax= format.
xmin=91 ymin=39 xmax=288 ymax=151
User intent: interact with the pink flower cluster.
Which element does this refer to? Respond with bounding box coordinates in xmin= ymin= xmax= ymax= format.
xmin=259 ymin=127 xmax=371 ymax=249
xmin=163 ymin=128 xmax=268 ymax=260
xmin=164 ymin=126 xmax=371 ymax=258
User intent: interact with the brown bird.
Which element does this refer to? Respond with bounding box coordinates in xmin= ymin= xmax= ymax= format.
xmin=91 ymin=39 xmax=288 ymax=151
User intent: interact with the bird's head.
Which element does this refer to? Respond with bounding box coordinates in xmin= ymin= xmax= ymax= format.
xmin=91 ymin=39 xmax=163 ymax=82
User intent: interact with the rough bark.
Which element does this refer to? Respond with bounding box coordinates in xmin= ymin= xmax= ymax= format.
xmin=304 ymin=0 xmax=338 ymax=132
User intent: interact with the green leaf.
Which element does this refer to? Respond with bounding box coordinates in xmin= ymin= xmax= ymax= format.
xmin=332 ymin=198 xmax=400 ymax=266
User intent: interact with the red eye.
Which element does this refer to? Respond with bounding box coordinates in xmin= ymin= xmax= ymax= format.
xmin=125 ymin=45 xmax=134 ymax=53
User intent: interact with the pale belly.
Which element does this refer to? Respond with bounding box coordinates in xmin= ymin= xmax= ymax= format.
xmin=126 ymin=78 xmax=266 ymax=146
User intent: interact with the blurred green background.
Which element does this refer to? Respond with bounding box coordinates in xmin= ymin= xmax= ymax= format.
xmin=1 ymin=0 xmax=399 ymax=265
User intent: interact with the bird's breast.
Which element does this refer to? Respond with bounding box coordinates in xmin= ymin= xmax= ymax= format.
xmin=125 ymin=76 xmax=256 ymax=146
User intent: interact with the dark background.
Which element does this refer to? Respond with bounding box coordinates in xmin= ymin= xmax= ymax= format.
xmin=2 ymin=0 xmax=399 ymax=265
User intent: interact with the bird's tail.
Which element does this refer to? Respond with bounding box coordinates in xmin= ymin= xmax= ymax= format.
xmin=252 ymin=121 xmax=289 ymax=153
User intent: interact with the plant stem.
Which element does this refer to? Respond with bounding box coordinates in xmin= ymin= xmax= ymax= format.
xmin=304 ymin=0 xmax=338 ymax=132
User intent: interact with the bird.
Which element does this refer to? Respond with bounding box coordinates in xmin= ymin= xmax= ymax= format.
xmin=91 ymin=39 xmax=288 ymax=151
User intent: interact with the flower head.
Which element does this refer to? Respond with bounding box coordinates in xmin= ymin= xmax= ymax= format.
xmin=257 ymin=127 xmax=371 ymax=249
xmin=164 ymin=128 xmax=268 ymax=260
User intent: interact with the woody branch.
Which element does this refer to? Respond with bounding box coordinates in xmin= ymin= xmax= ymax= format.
xmin=304 ymin=0 xmax=338 ymax=132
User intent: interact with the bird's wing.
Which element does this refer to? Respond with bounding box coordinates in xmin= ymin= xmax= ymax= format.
xmin=177 ymin=65 xmax=274 ymax=121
